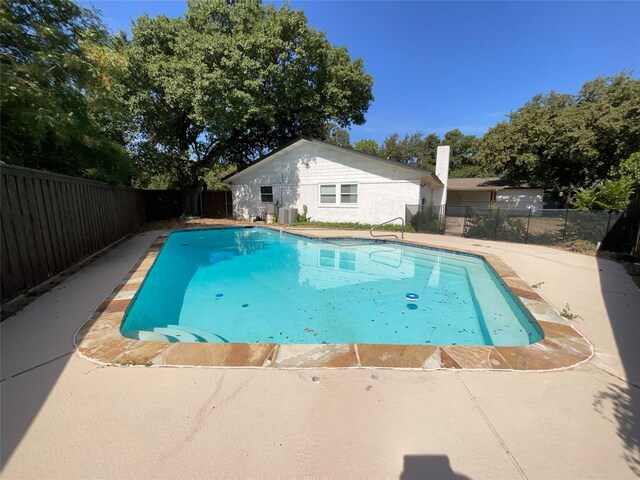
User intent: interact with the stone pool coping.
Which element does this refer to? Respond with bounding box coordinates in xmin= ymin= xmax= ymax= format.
xmin=75 ymin=226 xmax=594 ymax=370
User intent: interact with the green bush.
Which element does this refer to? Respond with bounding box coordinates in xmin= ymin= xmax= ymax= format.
xmin=289 ymin=220 xmax=415 ymax=233
xmin=410 ymin=203 xmax=442 ymax=233
xmin=573 ymin=177 xmax=634 ymax=210
xmin=297 ymin=205 xmax=309 ymax=222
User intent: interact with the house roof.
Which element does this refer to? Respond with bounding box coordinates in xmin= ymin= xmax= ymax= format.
xmin=447 ymin=177 xmax=541 ymax=191
xmin=223 ymin=136 xmax=443 ymax=186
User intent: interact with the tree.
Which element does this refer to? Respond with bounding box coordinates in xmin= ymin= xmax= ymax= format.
xmin=323 ymin=123 xmax=351 ymax=148
xmin=353 ymin=139 xmax=379 ymax=155
xmin=0 ymin=0 xmax=133 ymax=184
xmin=611 ymin=151 xmax=640 ymax=185
xmin=439 ymin=129 xmax=482 ymax=177
xmin=477 ymin=73 xmax=640 ymax=193
xmin=572 ymin=151 xmax=639 ymax=210
xmin=572 ymin=178 xmax=634 ymax=210
xmin=379 ymin=132 xmax=437 ymax=169
xmin=421 ymin=133 xmax=440 ymax=169
xmin=127 ymin=1 xmax=373 ymax=213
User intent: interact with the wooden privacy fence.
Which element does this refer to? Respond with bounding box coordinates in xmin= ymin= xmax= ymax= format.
xmin=143 ymin=190 xmax=233 ymax=220
xmin=1 ymin=164 xmax=146 ymax=302
xmin=201 ymin=190 xmax=232 ymax=218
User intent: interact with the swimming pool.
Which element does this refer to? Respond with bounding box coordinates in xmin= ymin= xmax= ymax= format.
xmin=120 ymin=227 xmax=543 ymax=346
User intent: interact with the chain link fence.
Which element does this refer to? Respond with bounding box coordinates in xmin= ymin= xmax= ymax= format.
xmin=405 ymin=204 xmax=632 ymax=250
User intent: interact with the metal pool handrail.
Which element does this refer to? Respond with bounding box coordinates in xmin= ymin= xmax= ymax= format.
xmin=368 ymin=247 xmax=404 ymax=268
xmin=370 ymin=217 xmax=405 ymax=240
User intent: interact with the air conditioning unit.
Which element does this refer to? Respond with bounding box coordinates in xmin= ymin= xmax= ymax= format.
xmin=278 ymin=207 xmax=298 ymax=224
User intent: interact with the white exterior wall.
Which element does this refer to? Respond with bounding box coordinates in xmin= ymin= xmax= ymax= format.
xmin=496 ymin=189 xmax=544 ymax=212
xmin=447 ymin=190 xmax=493 ymax=208
xmin=229 ymin=142 xmax=430 ymax=225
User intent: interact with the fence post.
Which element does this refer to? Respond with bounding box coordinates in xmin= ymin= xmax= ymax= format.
xmin=562 ymin=207 xmax=569 ymax=241
xmin=463 ymin=206 xmax=470 ymax=237
xmin=606 ymin=210 xmax=612 ymax=233
xmin=524 ymin=207 xmax=532 ymax=244
xmin=494 ymin=207 xmax=500 ymax=240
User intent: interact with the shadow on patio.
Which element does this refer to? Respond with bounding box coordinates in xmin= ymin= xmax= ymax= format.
xmin=400 ymin=455 xmax=472 ymax=479
xmin=0 ymin=231 xmax=159 ymax=470
xmin=594 ymin=256 xmax=640 ymax=476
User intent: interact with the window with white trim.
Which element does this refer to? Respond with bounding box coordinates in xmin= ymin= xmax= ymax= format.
xmin=340 ymin=184 xmax=358 ymax=204
xmin=319 ymin=184 xmax=336 ymax=204
xmin=260 ymin=186 xmax=273 ymax=203
xmin=319 ymin=183 xmax=358 ymax=205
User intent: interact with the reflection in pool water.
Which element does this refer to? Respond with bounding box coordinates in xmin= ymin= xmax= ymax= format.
xmin=121 ymin=228 xmax=543 ymax=346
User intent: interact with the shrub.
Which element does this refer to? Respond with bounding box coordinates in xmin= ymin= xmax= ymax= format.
xmin=410 ymin=202 xmax=442 ymax=233
xmin=297 ymin=205 xmax=309 ymax=222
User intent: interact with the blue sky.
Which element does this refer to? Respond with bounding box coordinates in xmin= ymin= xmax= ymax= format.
xmin=87 ymin=1 xmax=639 ymax=144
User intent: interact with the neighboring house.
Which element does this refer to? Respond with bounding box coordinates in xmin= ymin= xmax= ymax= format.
xmin=225 ymin=137 xmax=447 ymax=225
xmin=447 ymin=177 xmax=545 ymax=212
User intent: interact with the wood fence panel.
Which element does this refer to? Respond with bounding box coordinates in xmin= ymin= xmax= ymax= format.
xmin=0 ymin=165 xmax=146 ymax=303
xmin=1 ymin=232 xmax=17 ymax=300
xmin=30 ymin=176 xmax=55 ymax=276
xmin=0 ymin=177 xmax=25 ymax=296
xmin=46 ymin=177 xmax=68 ymax=270
xmin=23 ymin=175 xmax=49 ymax=279
xmin=5 ymin=174 xmax=36 ymax=287
xmin=202 ymin=190 xmax=232 ymax=218
xmin=17 ymin=175 xmax=47 ymax=282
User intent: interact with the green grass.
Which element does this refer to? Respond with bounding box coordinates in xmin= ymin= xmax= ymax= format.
xmin=289 ymin=220 xmax=415 ymax=233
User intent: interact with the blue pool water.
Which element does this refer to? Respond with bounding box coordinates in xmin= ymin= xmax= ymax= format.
xmin=121 ymin=227 xmax=543 ymax=346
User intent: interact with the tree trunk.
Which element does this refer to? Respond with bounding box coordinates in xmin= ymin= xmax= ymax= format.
xmin=181 ymin=179 xmax=204 ymax=217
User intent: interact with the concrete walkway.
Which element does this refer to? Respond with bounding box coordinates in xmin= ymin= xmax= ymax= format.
xmin=1 ymin=229 xmax=639 ymax=479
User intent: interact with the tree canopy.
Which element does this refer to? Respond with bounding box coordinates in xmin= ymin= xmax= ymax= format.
xmin=353 ymin=138 xmax=379 ymax=155
xmin=1 ymin=1 xmax=637 ymax=214
xmin=323 ymin=123 xmax=351 ymax=148
xmin=0 ymin=0 xmax=133 ymax=183
xmin=127 ymin=1 xmax=373 ymax=211
xmin=477 ymin=73 xmax=640 ymax=192
xmin=439 ymin=129 xmax=485 ymax=178
xmin=352 ymin=130 xmax=484 ymax=176
xmin=378 ymin=132 xmax=437 ymax=169
xmin=572 ymin=151 xmax=639 ymax=210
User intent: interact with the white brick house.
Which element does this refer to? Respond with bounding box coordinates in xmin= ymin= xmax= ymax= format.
xmin=224 ymin=137 xmax=446 ymax=225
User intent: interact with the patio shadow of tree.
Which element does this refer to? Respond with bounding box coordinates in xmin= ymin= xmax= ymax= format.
xmin=593 ymin=383 xmax=640 ymax=475
xmin=594 ymin=256 xmax=640 ymax=475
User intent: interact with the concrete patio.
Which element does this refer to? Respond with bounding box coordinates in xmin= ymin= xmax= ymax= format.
xmin=1 ymin=228 xmax=639 ymax=479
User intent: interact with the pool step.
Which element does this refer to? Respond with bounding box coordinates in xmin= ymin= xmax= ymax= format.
xmin=121 ymin=326 xmax=228 ymax=343
xmin=121 ymin=329 xmax=177 ymax=342
xmin=166 ymin=325 xmax=228 ymax=343
xmin=152 ymin=327 xmax=201 ymax=342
